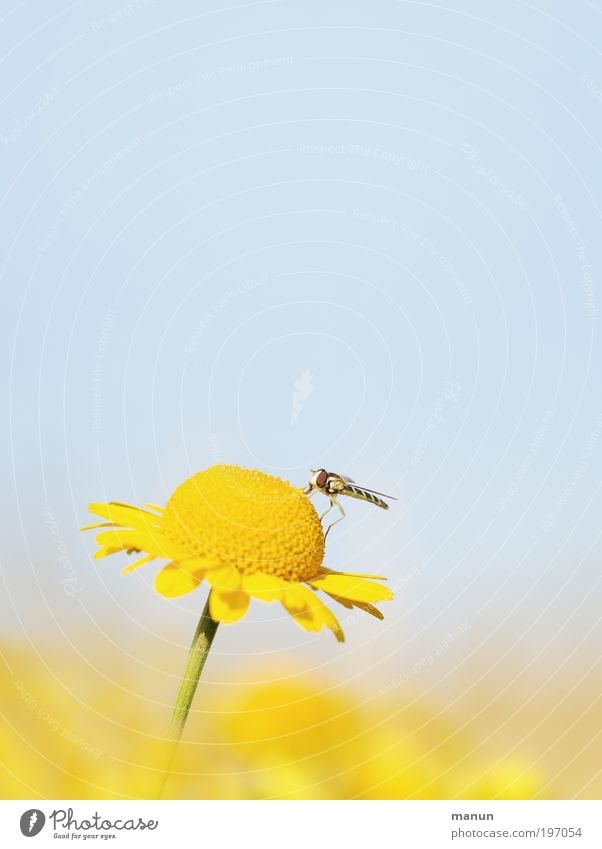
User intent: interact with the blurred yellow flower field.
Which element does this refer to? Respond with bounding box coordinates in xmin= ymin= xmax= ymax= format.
xmin=0 ymin=641 xmax=557 ymax=800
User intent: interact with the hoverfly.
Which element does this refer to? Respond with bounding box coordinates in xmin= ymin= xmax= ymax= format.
xmin=303 ymin=468 xmax=397 ymax=537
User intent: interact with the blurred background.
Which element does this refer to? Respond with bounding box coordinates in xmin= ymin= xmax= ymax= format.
xmin=1 ymin=0 xmax=601 ymax=799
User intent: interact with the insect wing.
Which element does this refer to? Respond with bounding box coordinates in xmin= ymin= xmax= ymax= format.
xmin=340 ymin=483 xmax=392 ymax=510
xmin=355 ymin=485 xmax=398 ymax=501
xmin=340 ymin=477 xmax=397 ymax=501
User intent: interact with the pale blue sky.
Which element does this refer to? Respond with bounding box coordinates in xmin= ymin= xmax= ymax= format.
xmin=1 ymin=0 xmax=601 ymax=693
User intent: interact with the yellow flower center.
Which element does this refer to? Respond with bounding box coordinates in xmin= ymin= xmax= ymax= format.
xmin=160 ymin=465 xmax=325 ymax=582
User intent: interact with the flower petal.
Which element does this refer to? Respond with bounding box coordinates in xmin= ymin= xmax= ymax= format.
xmin=324 ymin=591 xmax=385 ymax=620
xmin=94 ymin=528 xmax=174 ymax=559
xmin=240 ymin=572 xmax=288 ymax=601
xmin=94 ymin=529 xmax=146 ymax=548
xmin=209 ymin=588 xmax=250 ymax=623
xmin=309 ymin=572 xmax=393 ymax=604
xmin=80 ymin=521 xmax=117 ymax=531
xmin=205 ymin=565 xmax=241 ymax=592
xmin=120 ymin=554 xmax=156 ymax=575
xmin=154 ymin=562 xmax=204 ymax=597
xmin=282 ymin=585 xmax=344 ymax=642
xmin=316 ymin=567 xmax=388 ymax=580
xmin=88 ymin=501 xmax=161 ymax=530
xmin=93 ymin=546 xmax=126 ymax=561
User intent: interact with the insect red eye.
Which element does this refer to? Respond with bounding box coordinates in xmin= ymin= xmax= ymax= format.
xmin=316 ymin=470 xmax=328 ymax=487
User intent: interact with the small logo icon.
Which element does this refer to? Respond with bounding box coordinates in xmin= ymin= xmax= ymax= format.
xmin=20 ymin=809 xmax=45 ymax=837
xmin=291 ymin=369 xmax=314 ymax=426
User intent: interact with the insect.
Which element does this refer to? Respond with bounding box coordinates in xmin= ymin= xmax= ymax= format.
xmin=303 ymin=468 xmax=397 ymax=537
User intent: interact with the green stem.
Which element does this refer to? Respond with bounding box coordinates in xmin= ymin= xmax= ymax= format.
xmin=151 ymin=595 xmax=219 ymax=799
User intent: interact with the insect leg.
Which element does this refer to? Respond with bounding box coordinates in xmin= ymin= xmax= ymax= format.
xmin=319 ymin=500 xmax=334 ymax=522
xmin=324 ymin=497 xmax=346 ymax=538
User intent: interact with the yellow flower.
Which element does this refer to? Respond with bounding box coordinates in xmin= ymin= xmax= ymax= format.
xmin=82 ymin=464 xmax=393 ymax=641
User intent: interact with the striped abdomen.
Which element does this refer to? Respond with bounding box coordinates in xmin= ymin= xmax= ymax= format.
xmin=342 ymin=484 xmax=389 ymax=510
